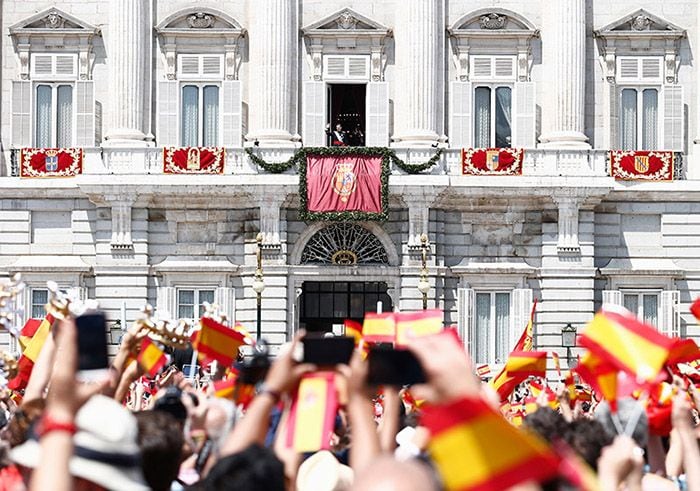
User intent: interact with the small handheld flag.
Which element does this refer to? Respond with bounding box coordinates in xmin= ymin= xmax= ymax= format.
xmin=286 ymin=372 xmax=338 ymax=453
xmin=137 ymin=338 xmax=167 ymax=377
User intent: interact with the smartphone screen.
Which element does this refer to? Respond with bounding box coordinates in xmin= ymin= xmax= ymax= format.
xmin=183 ymin=364 xmax=199 ymax=379
xmin=75 ymin=312 xmax=109 ymax=376
xmin=302 ymin=336 xmax=355 ymax=365
xmin=367 ymin=347 xmax=426 ymax=386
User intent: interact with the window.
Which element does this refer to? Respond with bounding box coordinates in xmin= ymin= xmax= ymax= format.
xmin=473 ymin=291 xmax=511 ymax=365
xmin=620 ymin=88 xmax=658 ymax=150
xmin=177 ymin=288 xmax=215 ymax=320
xmin=474 ymin=86 xmax=512 ymax=148
xmin=30 ymin=289 xmax=49 ymax=319
xmin=181 ymin=84 xmax=219 ymax=147
xmin=622 ymin=291 xmax=659 ymax=326
xmin=35 ymin=84 xmax=73 ymax=147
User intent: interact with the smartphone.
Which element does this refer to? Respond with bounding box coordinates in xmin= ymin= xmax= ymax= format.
xmin=367 ymin=347 xmax=426 ymax=386
xmin=75 ymin=312 xmax=109 ymax=381
xmin=302 ymin=336 xmax=355 ymax=365
xmin=183 ymin=364 xmax=199 ymax=379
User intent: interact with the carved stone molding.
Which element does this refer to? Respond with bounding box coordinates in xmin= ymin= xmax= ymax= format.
xmin=552 ymin=195 xmax=584 ymax=254
xmin=336 ymin=12 xmax=358 ymax=30
xmin=479 ymin=13 xmax=506 ymax=30
xmin=187 ymin=13 xmax=214 ymax=29
xmin=631 ymin=15 xmax=652 ymax=31
xmin=43 ymin=12 xmax=66 ymax=29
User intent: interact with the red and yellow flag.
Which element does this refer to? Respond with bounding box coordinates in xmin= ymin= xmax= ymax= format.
xmin=362 ymin=312 xmax=396 ymax=344
xmin=422 ymin=396 xmax=560 ymax=491
xmin=667 ymin=338 xmax=700 ymax=365
xmin=575 ymin=352 xmax=618 ymax=411
xmin=137 ymin=338 xmax=167 ymax=377
xmin=505 ymin=351 xmax=547 ymax=378
xmin=690 ymin=297 xmax=700 ymax=322
xmin=578 ymin=308 xmax=675 ymax=382
xmin=8 ymin=314 xmax=55 ymax=391
xmin=286 ymin=372 xmax=338 ymax=453
xmin=395 ymin=310 xmax=443 ymax=347
xmin=344 ymin=319 xmax=363 ymax=346
xmin=193 ymin=317 xmax=247 ymax=367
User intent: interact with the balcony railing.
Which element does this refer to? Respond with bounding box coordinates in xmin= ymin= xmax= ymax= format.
xmin=4 ymin=147 xmax=682 ymax=179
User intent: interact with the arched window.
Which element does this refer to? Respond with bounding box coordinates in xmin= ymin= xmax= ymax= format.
xmin=300 ymin=223 xmax=389 ymax=265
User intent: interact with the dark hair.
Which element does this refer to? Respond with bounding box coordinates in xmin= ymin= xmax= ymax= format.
xmin=563 ymin=419 xmax=613 ymax=470
xmin=153 ymin=386 xmax=187 ymax=422
xmin=522 ymin=408 xmax=567 ymax=443
xmin=134 ymin=410 xmax=184 ymax=491
xmin=200 ymin=444 xmax=285 ymax=491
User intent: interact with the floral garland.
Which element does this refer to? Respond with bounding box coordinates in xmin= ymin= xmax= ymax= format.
xmin=298 ymin=147 xmax=391 ymax=222
xmin=246 ymin=146 xmax=442 ymax=175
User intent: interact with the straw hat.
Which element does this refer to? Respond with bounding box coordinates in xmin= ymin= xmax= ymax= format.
xmin=296 ymin=450 xmax=354 ymax=491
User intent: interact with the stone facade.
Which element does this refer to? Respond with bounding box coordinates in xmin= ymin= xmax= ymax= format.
xmin=0 ymin=1 xmax=699 ymax=373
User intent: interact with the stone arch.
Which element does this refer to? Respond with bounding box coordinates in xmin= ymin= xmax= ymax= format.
xmin=157 ymin=7 xmax=243 ymax=30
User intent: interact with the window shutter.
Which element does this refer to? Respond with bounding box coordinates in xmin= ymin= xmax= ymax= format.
xmin=221 ymin=80 xmax=242 ymax=147
xmin=513 ymin=82 xmax=536 ymax=148
xmin=662 ymin=85 xmax=683 ymax=151
xmin=178 ymin=55 xmax=224 ymax=80
xmin=617 ymin=58 xmax=639 ymax=82
xmin=347 ymin=57 xmax=370 ymax=79
xmin=55 ymin=55 xmax=77 ymax=77
xmin=156 ymin=286 xmax=177 ymax=319
xmin=457 ymin=288 xmax=475 ymax=351
xmin=617 ymin=57 xmax=663 ymax=84
xmin=323 ymin=55 xmax=370 ymax=80
xmin=641 ymin=58 xmax=662 ymax=81
xmin=302 ymin=81 xmax=325 ymax=146
xmin=75 ymin=81 xmax=95 ymax=147
xmin=31 ymin=54 xmax=77 ymax=79
xmin=32 ymin=55 xmax=54 ymax=77
xmin=602 ymin=290 xmax=622 ymax=307
xmin=609 ymin=85 xmax=620 ymax=150
xmin=470 ymin=56 xmax=516 ymax=81
xmin=324 ymin=56 xmax=346 ymax=79
xmin=449 ymin=81 xmax=472 ymax=149
xmin=157 ymin=80 xmax=178 ymax=147
xmin=510 ymin=289 xmax=533 ymax=349
xmin=11 ymin=81 xmax=31 ymax=147
xmin=179 ymin=55 xmax=200 ymax=77
xmin=471 ymin=57 xmax=493 ymax=80
xmin=659 ymin=290 xmax=680 ymax=337
xmin=494 ymin=57 xmax=515 ymax=79
xmin=215 ymin=286 xmax=236 ymax=324
xmin=202 ymin=56 xmax=224 ymax=78
xmin=366 ymin=82 xmax=389 ymax=147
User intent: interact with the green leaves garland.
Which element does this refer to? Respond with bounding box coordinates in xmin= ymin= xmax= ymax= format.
xmin=245 ymin=147 xmax=297 ymax=174
xmin=390 ymin=148 xmax=443 ymax=174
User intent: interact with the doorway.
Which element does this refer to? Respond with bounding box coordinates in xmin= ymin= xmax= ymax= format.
xmin=327 ymin=84 xmax=366 ymax=146
xmin=299 ymin=281 xmax=392 ymax=334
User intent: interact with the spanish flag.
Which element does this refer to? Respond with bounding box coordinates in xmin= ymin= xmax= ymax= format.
xmin=505 ymin=351 xmax=547 ymax=378
xmin=575 ymin=352 xmax=618 ymax=411
xmin=286 ymin=372 xmax=338 ymax=453
xmin=18 ymin=318 xmax=43 ymax=351
xmin=667 ymin=338 xmax=700 ymax=365
xmin=344 ymin=319 xmax=363 ymax=346
xmin=193 ymin=317 xmax=247 ymax=367
xmin=8 ymin=314 xmax=55 ymax=391
xmin=691 ymin=297 xmax=700 ymax=322
xmin=422 ymin=396 xmax=560 ymax=490
xmin=578 ymin=308 xmax=675 ymax=382
xmin=395 ymin=309 xmax=443 ymax=347
xmin=137 ymin=338 xmax=167 ymax=377
xmin=362 ymin=312 xmax=396 ymax=344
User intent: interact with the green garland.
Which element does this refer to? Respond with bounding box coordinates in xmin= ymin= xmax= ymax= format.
xmin=246 ymin=146 xmax=442 ymax=175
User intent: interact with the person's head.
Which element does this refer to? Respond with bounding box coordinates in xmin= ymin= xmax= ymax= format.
xmin=350 ymin=456 xmax=438 ymax=491
xmin=205 ymin=398 xmax=236 ymax=450
xmin=563 ymin=419 xmax=613 ymax=470
xmin=201 ymin=444 xmax=285 ymax=491
xmin=297 ymin=451 xmax=353 ymax=491
xmin=134 ymin=410 xmax=184 ymax=491
xmin=523 ymin=408 xmax=567 ymax=443
xmin=335 ymin=123 xmax=342 ymax=131
xmin=5 ymin=398 xmax=45 ymax=447
xmin=595 ymin=398 xmax=649 ymax=448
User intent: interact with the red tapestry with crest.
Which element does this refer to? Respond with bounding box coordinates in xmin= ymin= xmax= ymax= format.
xmin=20 ymin=148 xmax=82 ymax=178
xmin=461 ymin=148 xmax=524 ymax=175
xmin=163 ymin=147 xmax=225 ymax=174
xmin=305 ymin=155 xmax=382 ymax=213
xmin=609 ymin=150 xmax=674 ymax=181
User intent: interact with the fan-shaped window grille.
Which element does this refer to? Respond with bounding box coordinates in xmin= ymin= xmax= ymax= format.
xmin=300 ymin=223 xmax=389 ymax=265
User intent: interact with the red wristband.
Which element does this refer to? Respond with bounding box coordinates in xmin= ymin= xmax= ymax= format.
xmin=36 ymin=414 xmax=77 ymax=438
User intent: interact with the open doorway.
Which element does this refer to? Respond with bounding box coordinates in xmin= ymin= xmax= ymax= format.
xmin=327 ymin=84 xmax=366 ymax=146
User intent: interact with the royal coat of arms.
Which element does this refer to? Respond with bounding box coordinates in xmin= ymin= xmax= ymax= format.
xmin=332 ymin=162 xmax=357 ymax=203
xmin=44 ymin=150 xmax=59 ymax=172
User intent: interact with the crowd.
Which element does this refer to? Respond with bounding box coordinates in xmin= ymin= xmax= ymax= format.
xmin=0 ymin=302 xmax=699 ymax=491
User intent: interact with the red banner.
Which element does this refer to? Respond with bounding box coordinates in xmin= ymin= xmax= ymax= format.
xmin=306 ymin=154 xmax=382 ymax=213
xmin=20 ymin=148 xmax=82 ymax=178
xmin=163 ymin=147 xmax=225 ymax=174
xmin=461 ymin=148 xmax=523 ymax=175
xmin=609 ymin=150 xmax=673 ymax=181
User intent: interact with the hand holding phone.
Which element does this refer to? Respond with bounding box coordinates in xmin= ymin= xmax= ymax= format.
xmin=367 ymin=347 xmax=426 ymax=386
xmin=301 ymin=336 xmax=355 ymax=366
xmin=75 ymin=311 xmax=109 ymax=382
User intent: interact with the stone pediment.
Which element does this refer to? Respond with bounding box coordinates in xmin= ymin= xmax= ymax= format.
xmin=156 ymin=7 xmax=243 ymax=32
xmin=596 ymin=9 xmax=685 ymax=35
xmin=449 ymin=8 xmax=537 ymax=34
xmin=303 ymin=8 xmax=390 ymax=35
xmin=9 ymin=7 xmax=99 ymax=35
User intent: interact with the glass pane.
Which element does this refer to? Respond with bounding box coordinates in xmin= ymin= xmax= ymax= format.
xmin=31 ymin=289 xmax=48 ymax=318
xmin=620 ymin=89 xmax=637 ymax=150
xmin=178 ymin=305 xmax=195 ymax=320
xmin=181 ymin=85 xmax=199 ymax=147
xmin=56 ymin=85 xmax=72 ymax=147
xmin=35 ymin=85 xmax=52 ymax=147
xmin=494 ymin=293 xmax=510 ymax=363
xmin=494 ymin=87 xmax=512 ymax=148
xmin=622 ymin=294 xmax=638 ymax=317
xmin=641 ymin=89 xmax=658 ymax=150
xmin=474 ymin=87 xmax=491 ymax=148
xmin=474 ymin=293 xmax=491 ymax=364
xmin=202 ymin=85 xmax=219 ymax=146
xmin=178 ymin=289 xmax=195 ymax=305
xmin=349 ymin=293 xmax=364 ymax=318
xmin=333 ymin=293 xmax=348 ymax=318
xmin=319 ymin=293 xmax=333 ymax=318
xmin=306 ymin=293 xmax=320 ymax=318
xmin=199 ymin=290 xmax=215 ymax=304
xmin=643 ymin=294 xmax=658 ymax=326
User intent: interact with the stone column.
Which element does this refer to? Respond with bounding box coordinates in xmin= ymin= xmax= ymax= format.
xmin=247 ymin=0 xmax=298 ymax=146
xmin=392 ymin=0 xmax=442 ymax=147
xmin=539 ymin=0 xmax=590 ymax=148
xmin=104 ymin=0 xmax=148 ymax=146
xmin=694 ymin=4 xmax=700 ymax=176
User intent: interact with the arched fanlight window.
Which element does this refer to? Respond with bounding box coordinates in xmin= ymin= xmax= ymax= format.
xmin=300 ymin=223 xmax=389 ymax=265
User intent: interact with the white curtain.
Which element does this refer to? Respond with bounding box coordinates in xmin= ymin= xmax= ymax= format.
xmin=181 ymin=85 xmax=199 ymax=147
xmin=494 ymin=293 xmax=510 ymax=363
xmin=56 ymin=85 xmax=72 ymax=148
xmin=35 ymin=85 xmax=52 ymax=147
xmin=474 ymin=87 xmax=491 ymax=148
xmin=643 ymin=294 xmax=658 ymax=326
xmin=620 ymin=89 xmax=637 ymax=150
xmin=495 ymin=87 xmax=512 ymax=148
xmin=202 ymin=85 xmax=219 ymax=147
xmin=641 ymin=89 xmax=658 ymax=150
xmin=474 ymin=293 xmax=491 ymax=364
xmin=623 ymin=294 xmax=638 ymax=315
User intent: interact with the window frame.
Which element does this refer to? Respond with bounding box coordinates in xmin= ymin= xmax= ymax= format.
xmin=620 ymin=289 xmax=661 ymax=327
xmin=473 ymin=83 xmax=513 ymax=148
xmin=179 ymin=82 xmax=221 ymax=147
xmin=176 ymin=287 xmax=217 ymax=321
xmin=619 ymin=85 xmax=660 ymax=151
xmin=472 ymin=290 xmax=512 ymax=365
xmin=33 ymin=82 xmax=75 ymax=148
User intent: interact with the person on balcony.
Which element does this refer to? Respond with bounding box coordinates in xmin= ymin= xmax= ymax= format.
xmin=326 ymin=123 xmax=347 ymax=147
